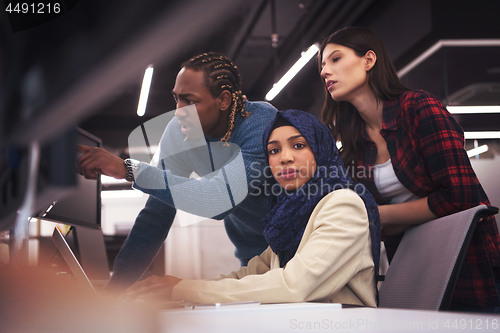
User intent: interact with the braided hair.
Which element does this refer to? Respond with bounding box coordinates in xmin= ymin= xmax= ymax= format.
xmin=182 ymin=52 xmax=249 ymax=143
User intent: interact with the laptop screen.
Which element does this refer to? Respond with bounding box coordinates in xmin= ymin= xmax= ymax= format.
xmin=51 ymin=227 xmax=95 ymax=292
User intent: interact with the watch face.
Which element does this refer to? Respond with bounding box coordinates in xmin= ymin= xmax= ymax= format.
xmin=126 ymin=159 xmax=139 ymax=167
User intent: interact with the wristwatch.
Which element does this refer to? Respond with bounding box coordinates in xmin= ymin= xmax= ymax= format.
xmin=124 ymin=158 xmax=141 ymax=182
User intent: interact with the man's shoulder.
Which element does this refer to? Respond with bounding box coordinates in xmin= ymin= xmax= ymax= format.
xmin=245 ymin=100 xmax=278 ymax=118
xmin=228 ymin=101 xmax=276 ymax=147
xmin=239 ymin=100 xmax=277 ymax=129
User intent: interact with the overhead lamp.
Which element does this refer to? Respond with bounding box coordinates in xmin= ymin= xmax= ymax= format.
xmin=137 ymin=65 xmax=154 ymax=117
xmin=467 ymin=144 xmax=489 ymax=158
xmin=265 ymin=43 xmax=320 ymax=101
xmin=464 ymin=131 xmax=500 ymax=140
xmin=397 ymin=39 xmax=500 ymax=78
xmin=447 ymin=106 xmax=500 ymax=114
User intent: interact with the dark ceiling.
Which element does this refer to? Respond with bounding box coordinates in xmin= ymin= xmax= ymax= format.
xmin=2 ymin=0 xmax=500 ymax=155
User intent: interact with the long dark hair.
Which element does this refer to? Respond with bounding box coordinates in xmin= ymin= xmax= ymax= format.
xmin=182 ymin=52 xmax=248 ymax=143
xmin=318 ymin=26 xmax=408 ymax=168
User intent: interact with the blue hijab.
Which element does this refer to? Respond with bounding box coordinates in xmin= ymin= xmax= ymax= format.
xmin=262 ymin=110 xmax=380 ymax=280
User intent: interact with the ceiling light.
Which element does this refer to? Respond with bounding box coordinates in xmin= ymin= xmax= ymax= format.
xmin=398 ymin=39 xmax=500 ymax=78
xmin=265 ymin=43 xmax=319 ymax=101
xmin=447 ymin=106 xmax=500 ymax=114
xmin=137 ymin=65 xmax=154 ymax=117
xmin=464 ymin=131 xmax=500 ymax=139
xmin=467 ymin=144 xmax=489 ymax=158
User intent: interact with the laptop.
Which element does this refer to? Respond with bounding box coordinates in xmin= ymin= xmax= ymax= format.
xmin=51 ymin=227 xmax=97 ymax=292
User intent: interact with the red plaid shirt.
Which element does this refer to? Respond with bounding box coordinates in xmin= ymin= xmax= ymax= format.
xmin=356 ymin=90 xmax=500 ymax=307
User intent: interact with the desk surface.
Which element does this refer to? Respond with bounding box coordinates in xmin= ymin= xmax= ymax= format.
xmin=161 ymin=303 xmax=499 ymax=333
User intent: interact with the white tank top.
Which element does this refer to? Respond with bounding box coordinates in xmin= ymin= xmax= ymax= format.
xmin=373 ymin=159 xmax=420 ymax=204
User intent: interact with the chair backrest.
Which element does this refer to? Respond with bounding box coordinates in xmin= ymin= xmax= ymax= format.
xmin=379 ymin=205 xmax=498 ymax=310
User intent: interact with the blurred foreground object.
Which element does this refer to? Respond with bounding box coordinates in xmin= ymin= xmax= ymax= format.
xmin=0 ymin=265 xmax=159 ymax=333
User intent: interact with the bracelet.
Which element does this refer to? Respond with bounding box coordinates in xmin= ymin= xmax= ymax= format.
xmin=124 ymin=158 xmax=141 ymax=182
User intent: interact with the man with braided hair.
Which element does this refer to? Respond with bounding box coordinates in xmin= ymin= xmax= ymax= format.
xmin=78 ymin=52 xmax=277 ymax=290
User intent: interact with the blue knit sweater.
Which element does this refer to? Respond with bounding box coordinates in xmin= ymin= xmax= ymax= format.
xmin=108 ymin=101 xmax=277 ymax=289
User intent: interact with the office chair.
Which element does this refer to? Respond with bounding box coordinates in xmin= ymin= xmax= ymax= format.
xmin=379 ymin=204 xmax=499 ymax=310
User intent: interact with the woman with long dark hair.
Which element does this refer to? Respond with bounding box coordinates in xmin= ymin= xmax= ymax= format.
xmin=318 ymin=26 xmax=500 ymax=312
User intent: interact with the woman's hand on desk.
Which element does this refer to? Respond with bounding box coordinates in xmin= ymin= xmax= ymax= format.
xmin=126 ymin=275 xmax=182 ymax=306
xmin=78 ymin=145 xmax=127 ymax=180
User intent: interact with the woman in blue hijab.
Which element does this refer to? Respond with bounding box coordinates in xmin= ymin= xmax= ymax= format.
xmin=127 ymin=110 xmax=380 ymax=307
xmin=263 ymin=110 xmax=380 ymax=273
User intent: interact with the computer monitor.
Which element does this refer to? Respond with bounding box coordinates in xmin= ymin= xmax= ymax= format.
xmin=0 ymin=126 xmax=78 ymax=233
xmin=36 ymin=128 xmax=110 ymax=281
xmin=36 ymin=128 xmax=101 ymax=229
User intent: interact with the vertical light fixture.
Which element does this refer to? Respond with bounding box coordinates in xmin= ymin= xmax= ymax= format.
xmin=137 ymin=65 xmax=154 ymax=117
xmin=265 ymin=43 xmax=319 ymax=101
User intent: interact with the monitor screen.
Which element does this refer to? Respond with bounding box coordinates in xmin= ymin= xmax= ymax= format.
xmin=36 ymin=128 xmax=102 ymax=229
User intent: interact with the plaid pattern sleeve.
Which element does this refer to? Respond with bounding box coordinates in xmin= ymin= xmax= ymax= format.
xmin=358 ymin=90 xmax=500 ymax=307
xmin=410 ymin=91 xmax=500 ymax=307
xmin=412 ymin=92 xmax=484 ymax=216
